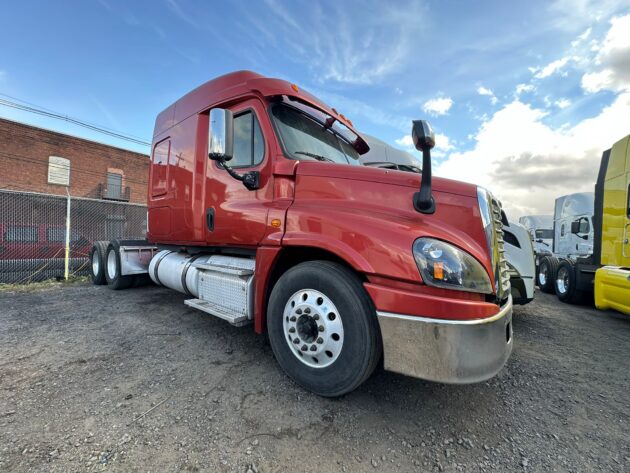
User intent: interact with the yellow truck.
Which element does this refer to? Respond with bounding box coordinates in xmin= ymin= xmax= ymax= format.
xmin=538 ymin=134 xmax=630 ymax=315
xmin=594 ymin=134 xmax=630 ymax=315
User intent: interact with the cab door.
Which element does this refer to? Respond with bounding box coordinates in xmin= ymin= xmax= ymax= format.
xmin=203 ymin=99 xmax=274 ymax=248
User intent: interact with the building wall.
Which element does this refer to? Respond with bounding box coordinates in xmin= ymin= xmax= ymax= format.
xmin=0 ymin=118 xmax=149 ymax=204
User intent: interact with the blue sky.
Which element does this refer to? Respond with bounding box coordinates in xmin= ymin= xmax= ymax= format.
xmin=1 ymin=0 xmax=630 ymax=216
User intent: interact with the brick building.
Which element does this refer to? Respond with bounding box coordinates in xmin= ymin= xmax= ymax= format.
xmin=0 ymin=117 xmax=149 ymax=204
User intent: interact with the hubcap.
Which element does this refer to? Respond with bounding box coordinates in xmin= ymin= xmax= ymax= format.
xmin=556 ymin=267 xmax=569 ymax=294
xmin=107 ymin=250 xmax=117 ymax=280
xmin=539 ymin=265 xmax=547 ymax=285
xmin=283 ymin=289 xmax=344 ymax=368
xmin=92 ymin=251 xmax=100 ymax=276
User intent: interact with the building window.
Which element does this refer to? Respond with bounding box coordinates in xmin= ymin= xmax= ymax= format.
xmin=48 ymin=156 xmax=70 ymax=186
xmin=107 ymin=171 xmax=123 ymax=200
xmin=5 ymin=226 xmax=38 ymax=242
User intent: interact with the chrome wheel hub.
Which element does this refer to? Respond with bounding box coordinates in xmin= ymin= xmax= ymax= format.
xmin=92 ymin=251 xmax=100 ymax=276
xmin=556 ymin=268 xmax=569 ymax=294
xmin=107 ymin=250 xmax=117 ymax=280
xmin=539 ymin=266 xmax=547 ymax=285
xmin=283 ymin=289 xmax=344 ymax=368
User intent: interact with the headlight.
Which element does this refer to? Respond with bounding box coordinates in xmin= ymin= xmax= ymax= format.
xmin=413 ymin=238 xmax=493 ymax=294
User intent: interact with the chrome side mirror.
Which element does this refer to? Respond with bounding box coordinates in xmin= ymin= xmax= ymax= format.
xmin=209 ymin=108 xmax=234 ymax=161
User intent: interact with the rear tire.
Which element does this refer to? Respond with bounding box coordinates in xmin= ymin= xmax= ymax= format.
xmin=105 ymin=242 xmax=134 ymax=290
xmin=89 ymin=241 xmax=109 ymax=285
xmin=537 ymin=256 xmax=558 ymax=293
xmin=555 ymin=261 xmax=585 ymax=304
xmin=267 ymin=261 xmax=381 ymax=397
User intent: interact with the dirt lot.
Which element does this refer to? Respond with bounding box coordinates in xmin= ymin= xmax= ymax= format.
xmin=1 ymin=282 xmax=629 ymax=473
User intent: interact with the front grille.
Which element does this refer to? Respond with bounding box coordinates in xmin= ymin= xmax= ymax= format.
xmin=477 ymin=187 xmax=511 ymax=302
xmin=489 ymin=196 xmax=511 ymax=300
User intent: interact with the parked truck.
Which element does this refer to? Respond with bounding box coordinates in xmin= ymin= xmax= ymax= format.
xmin=537 ymin=192 xmax=594 ymax=296
xmin=537 ymin=134 xmax=630 ymax=314
xmin=89 ymin=71 xmax=513 ymax=396
xmin=518 ymin=215 xmax=553 ymax=265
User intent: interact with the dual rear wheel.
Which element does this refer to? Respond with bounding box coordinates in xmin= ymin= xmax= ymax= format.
xmin=89 ymin=241 xmax=140 ymax=289
xmin=537 ymin=256 xmax=587 ymax=304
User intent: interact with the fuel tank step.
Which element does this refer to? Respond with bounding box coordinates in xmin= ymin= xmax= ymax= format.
xmin=184 ymin=298 xmax=252 ymax=327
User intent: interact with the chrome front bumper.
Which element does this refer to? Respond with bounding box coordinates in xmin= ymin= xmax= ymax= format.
xmin=376 ymin=296 xmax=513 ymax=384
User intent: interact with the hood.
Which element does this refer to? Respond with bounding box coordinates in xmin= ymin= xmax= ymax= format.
xmin=295 ymin=161 xmax=478 ymax=198
xmin=289 ymin=160 xmax=494 ymax=287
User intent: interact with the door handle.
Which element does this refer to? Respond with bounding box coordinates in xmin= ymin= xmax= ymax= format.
xmin=206 ymin=208 xmax=215 ymax=232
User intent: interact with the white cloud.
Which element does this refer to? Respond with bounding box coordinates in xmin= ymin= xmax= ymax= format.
xmin=394 ymin=135 xmax=413 ymax=148
xmin=548 ymin=0 xmax=629 ymax=30
xmin=395 ymin=132 xmax=455 ymax=157
xmin=423 ymin=97 xmax=453 ymax=116
xmin=515 ymin=83 xmax=535 ymax=95
xmin=532 ymin=56 xmax=571 ymax=79
xmin=555 ymin=98 xmax=571 ymax=109
xmin=571 ymin=27 xmax=592 ymax=47
xmin=435 ymin=92 xmax=630 ymax=217
xmin=581 ymin=14 xmax=630 ymax=93
xmin=477 ymin=86 xmax=498 ymax=105
xmin=395 ymin=135 xmax=413 ymax=147
xmin=246 ymin=1 xmax=426 ymax=85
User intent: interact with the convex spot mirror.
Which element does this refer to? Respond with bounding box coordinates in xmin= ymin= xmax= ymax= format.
xmin=209 ymin=108 xmax=234 ymax=162
xmin=411 ymin=120 xmax=435 ymax=152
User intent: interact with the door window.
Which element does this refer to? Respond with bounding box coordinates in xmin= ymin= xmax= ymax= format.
xmin=231 ymin=111 xmax=265 ymax=168
xmin=151 ymin=139 xmax=170 ymax=196
xmin=578 ymin=217 xmax=590 ymax=233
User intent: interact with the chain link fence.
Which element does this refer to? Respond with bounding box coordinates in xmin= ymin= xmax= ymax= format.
xmin=0 ymin=189 xmax=147 ymax=284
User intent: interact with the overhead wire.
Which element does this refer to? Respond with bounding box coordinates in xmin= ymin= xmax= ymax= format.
xmin=0 ymin=93 xmax=151 ymax=147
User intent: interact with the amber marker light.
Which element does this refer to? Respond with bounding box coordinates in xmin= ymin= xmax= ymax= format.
xmin=271 ymin=219 xmax=282 ymax=228
xmin=433 ymin=262 xmax=444 ymax=280
xmin=291 ymin=83 xmax=299 ymax=93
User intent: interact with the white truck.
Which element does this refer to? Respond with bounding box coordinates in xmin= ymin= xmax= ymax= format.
xmin=360 ymin=137 xmax=535 ymax=305
xmin=536 ymin=192 xmax=595 ymax=299
xmin=518 ymin=215 xmax=553 ymax=264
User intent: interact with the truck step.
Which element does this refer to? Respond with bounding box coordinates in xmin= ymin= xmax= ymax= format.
xmin=184 ymin=298 xmax=252 ymax=327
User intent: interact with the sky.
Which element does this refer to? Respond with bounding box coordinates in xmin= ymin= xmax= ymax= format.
xmin=1 ymin=0 xmax=630 ymax=218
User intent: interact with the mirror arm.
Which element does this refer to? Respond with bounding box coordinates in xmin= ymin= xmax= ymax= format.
xmin=413 ymin=148 xmax=435 ymax=214
xmin=216 ymin=157 xmax=260 ymax=191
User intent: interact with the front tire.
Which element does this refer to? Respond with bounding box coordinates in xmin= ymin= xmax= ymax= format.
xmin=105 ymin=242 xmax=134 ymax=290
xmin=537 ymin=256 xmax=558 ymax=293
xmin=267 ymin=261 xmax=381 ymax=397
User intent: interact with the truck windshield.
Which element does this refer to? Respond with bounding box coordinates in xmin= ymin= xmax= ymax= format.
xmin=271 ymin=104 xmax=361 ymax=165
xmin=535 ymin=229 xmax=553 ymax=239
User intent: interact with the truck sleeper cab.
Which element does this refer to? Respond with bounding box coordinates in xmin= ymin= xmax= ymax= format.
xmin=90 ymin=71 xmax=513 ymax=396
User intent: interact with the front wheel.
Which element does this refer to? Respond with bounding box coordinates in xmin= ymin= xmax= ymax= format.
xmin=267 ymin=261 xmax=381 ymax=397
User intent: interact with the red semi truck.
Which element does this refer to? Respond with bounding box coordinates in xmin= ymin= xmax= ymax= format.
xmin=89 ymin=71 xmax=513 ymax=396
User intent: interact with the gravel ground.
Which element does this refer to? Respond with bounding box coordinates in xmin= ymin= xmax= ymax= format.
xmin=0 ymin=282 xmax=629 ymax=472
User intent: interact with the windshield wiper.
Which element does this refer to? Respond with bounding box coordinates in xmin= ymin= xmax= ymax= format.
xmin=294 ymin=151 xmax=335 ymax=162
